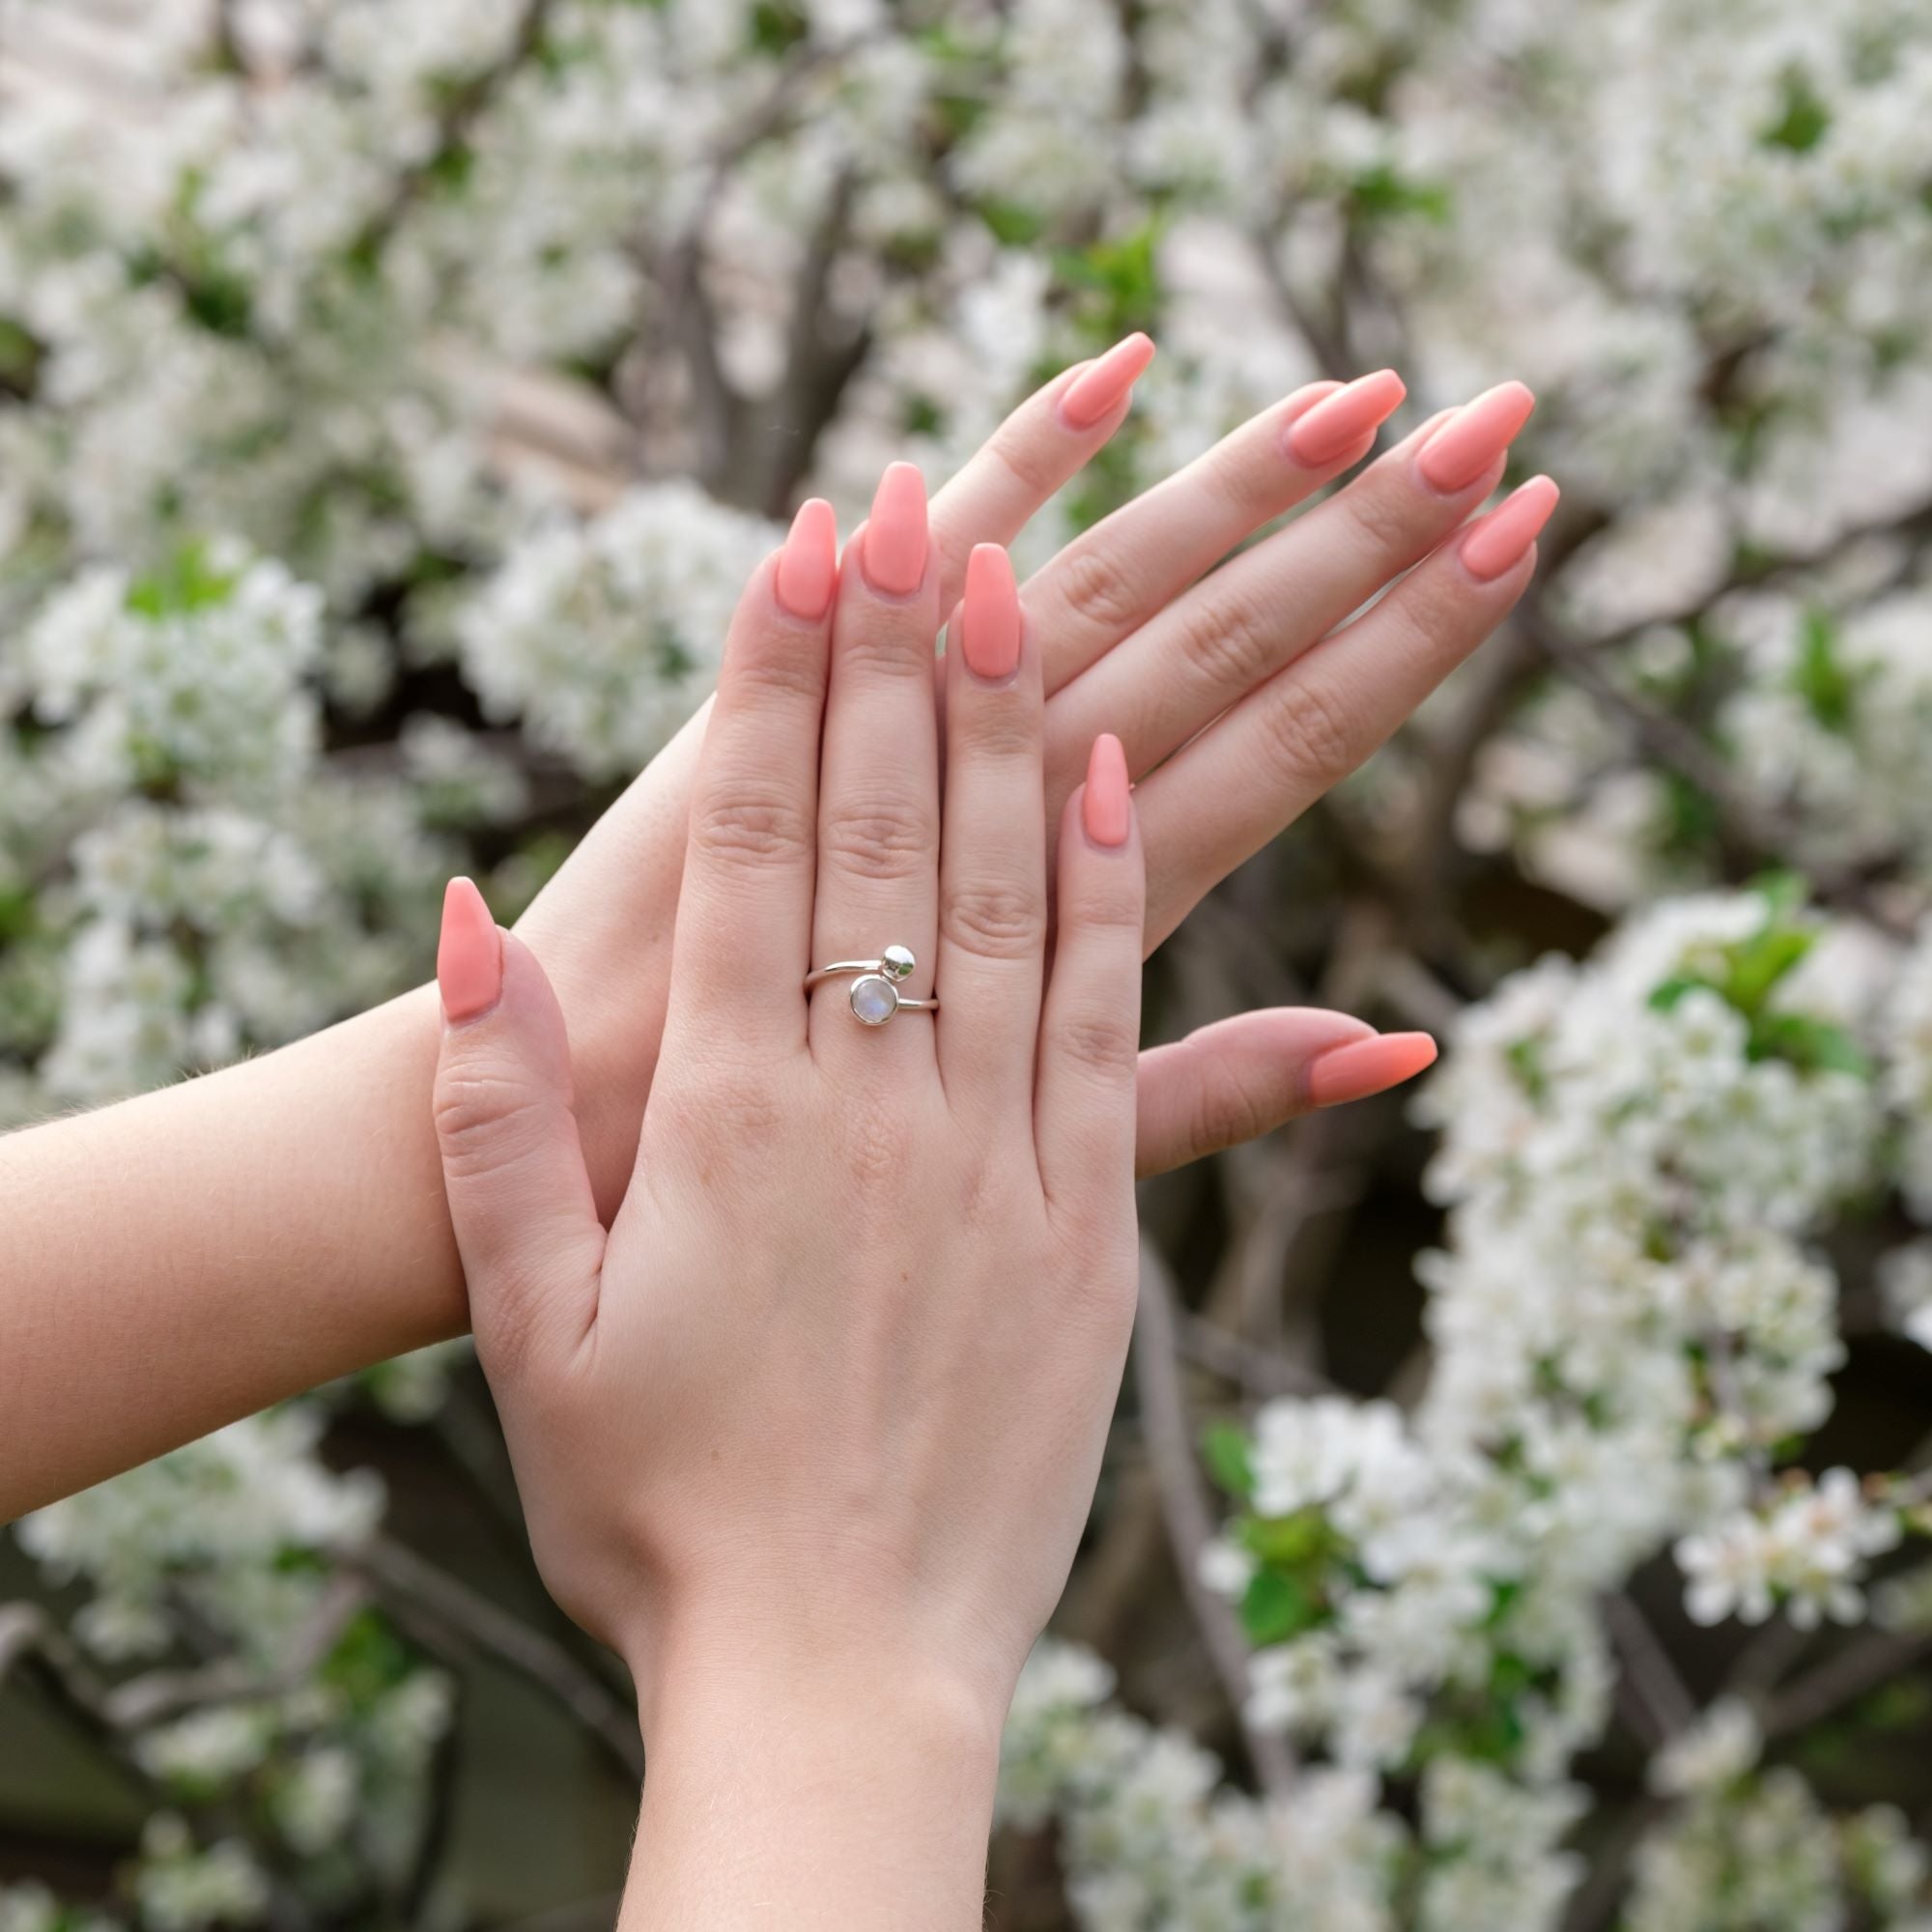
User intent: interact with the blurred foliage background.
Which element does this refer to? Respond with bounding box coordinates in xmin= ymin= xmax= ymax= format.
xmin=5 ymin=1 xmax=1932 ymax=1927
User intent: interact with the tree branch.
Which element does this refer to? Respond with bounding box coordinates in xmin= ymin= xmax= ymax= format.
xmin=1134 ymin=1238 xmax=1299 ymax=1798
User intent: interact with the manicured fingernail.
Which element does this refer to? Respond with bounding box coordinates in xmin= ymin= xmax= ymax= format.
xmin=1082 ymin=733 xmax=1132 ymax=848
xmin=438 ymin=877 xmax=502 ymax=1023
xmin=1304 ymin=1033 xmax=1438 ymax=1109
xmin=1059 ymin=333 xmax=1157 ymax=431
xmin=1461 ymin=475 xmax=1560 ymax=582
xmin=862 ymin=462 xmax=927 ymax=597
xmin=1286 ymin=368 xmax=1406 ymax=466
xmin=1415 ymin=381 xmax=1536 ymax=493
xmin=961 ymin=544 xmax=1021 ymax=681
xmin=776 ymin=497 xmax=838 ymax=619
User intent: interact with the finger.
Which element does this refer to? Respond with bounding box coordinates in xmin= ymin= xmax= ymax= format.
xmin=1137 ymin=474 xmax=1560 ymax=950
xmin=811 ymin=464 xmax=942 ymax=1061
xmin=1036 ymin=736 xmax=1145 ymax=1212
xmin=936 ymin=545 xmax=1046 ymax=1116
xmin=1133 ymin=1012 xmax=1437 ymax=1179
xmin=929 ymin=332 xmax=1156 ymax=613
xmin=670 ymin=499 xmax=837 ymax=1054
xmin=1044 ymin=383 xmax=1537 ymax=798
xmin=1024 ymin=368 xmax=1409 ymax=694
xmin=433 ymin=880 xmax=606 ymax=1378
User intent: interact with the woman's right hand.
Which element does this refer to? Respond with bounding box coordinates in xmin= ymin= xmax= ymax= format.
xmin=433 ymin=487 xmax=1151 ymax=1926
xmin=515 ymin=346 xmax=1549 ymax=1221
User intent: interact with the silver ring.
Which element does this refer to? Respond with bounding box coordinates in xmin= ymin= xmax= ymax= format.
xmin=805 ymin=943 xmax=938 ymax=1026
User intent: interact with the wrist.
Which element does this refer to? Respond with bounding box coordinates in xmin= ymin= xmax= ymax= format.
xmin=621 ymin=1629 xmax=1006 ymax=1932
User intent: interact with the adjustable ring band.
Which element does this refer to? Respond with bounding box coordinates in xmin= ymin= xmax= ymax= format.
xmin=805 ymin=944 xmax=938 ymax=1026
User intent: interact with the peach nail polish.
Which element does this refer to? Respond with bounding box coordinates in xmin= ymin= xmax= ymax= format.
xmin=438 ymin=877 xmax=502 ymax=1023
xmin=862 ymin=462 xmax=927 ymax=597
xmin=776 ymin=497 xmax=838 ymax=619
xmin=1286 ymin=368 xmax=1407 ymax=466
xmin=1082 ymin=733 xmax=1132 ymax=848
xmin=1060 ymin=332 xmax=1157 ymax=431
xmin=1415 ymin=381 xmax=1536 ymax=494
xmin=1462 ymin=474 xmax=1560 ymax=582
xmin=1304 ymin=1033 xmax=1438 ymax=1109
xmin=961 ymin=543 xmax=1021 ymax=681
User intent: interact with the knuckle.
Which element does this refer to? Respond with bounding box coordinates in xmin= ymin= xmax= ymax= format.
xmin=986 ymin=412 xmax=1065 ymax=499
xmin=691 ymin=787 xmax=815 ymax=871
xmin=1188 ymin=1060 xmax=1287 ymax=1164
xmin=1053 ymin=1010 xmax=1141 ymax=1083
xmin=819 ymin=794 xmax=934 ymax=884
xmin=433 ymin=1063 xmax=550 ymax=1178
xmin=838 ymin=618 xmax=932 ymax=681
xmin=952 ymin=686 xmax=1040 ymax=764
xmin=942 ymin=877 xmax=1044 ymax=959
xmin=1254 ymin=672 xmax=1359 ymax=792
xmin=1170 ymin=586 xmax=1281 ymax=696
xmin=1054 ymin=544 xmax=1144 ymax=639
xmin=1333 ymin=466 xmax=1425 ymax=561
xmin=726 ymin=648 xmax=825 ymax=711
xmin=1067 ymin=872 xmax=1146 ymax=935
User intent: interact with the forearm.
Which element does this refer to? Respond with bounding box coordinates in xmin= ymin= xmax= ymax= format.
xmin=0 ymin=986 xmax=461 ymax=1516
xmin=622 ymin=1648 xmax=1003 ymax=1932
xmin=0 ymin=716 xmax=702 ymax=1520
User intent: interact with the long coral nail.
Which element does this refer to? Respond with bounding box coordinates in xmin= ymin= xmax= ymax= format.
xmin=1304 ymin=1033 xmax=1437 ymax=1109
xmin=438 ymin=877 xmax=502 ymax=1023
xmin=1082 ymin=733 xmax=1132 ymax=848
xmin=776 ymin=497 xmax=838 ymax=619
xmin=1060 ymin=333 xmax=1157 ymax=431
xmin=862 ymin=463 xmax=927 ymax=597
xmin=1461 ymin=475 xmax=1560 ymax=582
xmin=961 ymin=544 xmax=1021 ymax=681
xmin=1286 ymin=368 xmax=1407 ymax=466
xmin=1415 ymin=381 xmax=1536 ymax=493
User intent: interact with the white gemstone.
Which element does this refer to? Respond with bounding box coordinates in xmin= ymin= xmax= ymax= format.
xmin=850 ymin=975 xmax=898 ymax=1025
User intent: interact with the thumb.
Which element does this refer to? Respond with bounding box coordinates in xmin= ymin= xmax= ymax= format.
xmin=433 ymin=877 xmax=605 ymax=1374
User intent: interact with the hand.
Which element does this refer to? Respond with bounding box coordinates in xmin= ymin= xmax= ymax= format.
xmin=516 ymin=348 xmax=1544 ymax=1219
xmin=434 ymin=488 xmax=1146 ymax=1923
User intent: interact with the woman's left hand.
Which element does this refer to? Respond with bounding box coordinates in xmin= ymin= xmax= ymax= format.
xmin=432 ymin=481 xmax=1152 ymax=1927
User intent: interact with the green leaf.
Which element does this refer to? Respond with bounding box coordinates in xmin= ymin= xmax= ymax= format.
xmin=1348 ymin=162 xmax=1453 ymax=225
xmin=1200 ymin=1420 xmax=1256 ymax=1502
xmin=1721 ymin=924 xmax=1814 ymax=1016
xmin=1764 ymin=68 xmax=1832 ymax=153
xmin=1239 ymin=1506 xmax=1343 ymax=1570
xmin=1748 ymin=1011 xmax=1873 ymax=1079
xmin=1648 ymin=974 xmax=1707 ymax=1012
xmin=1238 ymin=1568 xmax=1320 ymax=1646
xmin=126 ymin=540 xmax=241 ymax=618
xmin=1791 ymin=608 xmax=1856 ymax=730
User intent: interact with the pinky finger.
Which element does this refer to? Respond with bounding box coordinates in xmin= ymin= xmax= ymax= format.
xmin=1036 ymin=734 xmax=1145 ymax=1212
xmin=1134 ymin=1012 xmax=1437 ymax=1179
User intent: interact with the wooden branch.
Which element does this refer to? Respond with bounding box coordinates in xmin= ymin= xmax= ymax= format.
xmin=360 ymin=1536 xmax=644 ymax=1780
xmin=1134 ymin=1238 xmax=1299 ymax=1798
xmin=1766 ymin=1623 xmax=1932 ymax=1740
xmin=1603 ymin=1591 xmax=1697 ymax=1747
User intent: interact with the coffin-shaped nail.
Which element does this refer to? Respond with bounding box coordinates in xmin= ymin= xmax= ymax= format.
xmin=1461 ymin=475 xmax=1560 ymax=582
xmin=1286 ymin=369 xmax=1407 ymax=466
xmin=1060 ymin=333 xmax=1157 ymax=431
xmin=1415 ymin=381 xmax=1536 ymax=494
xmin=776 ymin=497 xmax=838 ymax=619
xmin=862 ymin=463 xmax=928 ymax=597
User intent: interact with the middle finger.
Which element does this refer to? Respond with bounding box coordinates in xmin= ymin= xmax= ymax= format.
xmin=810 ymin=463 xmax=943 ymax=1070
